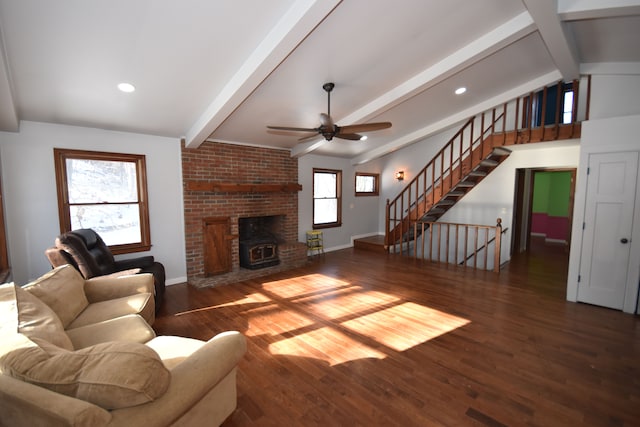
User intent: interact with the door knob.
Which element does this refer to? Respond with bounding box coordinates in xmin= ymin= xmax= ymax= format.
xmin=621 ymin=238 xmax=629 ymax=244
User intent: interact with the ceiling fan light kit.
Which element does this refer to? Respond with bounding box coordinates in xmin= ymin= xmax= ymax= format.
xmin=267 ymin=82 xmax=391 ymax=142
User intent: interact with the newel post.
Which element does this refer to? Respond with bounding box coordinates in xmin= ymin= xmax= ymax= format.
xmin=494 ymin=218 xmax=502 ymax=273
xmin=385 ymin=199 xmax=390 ymax=249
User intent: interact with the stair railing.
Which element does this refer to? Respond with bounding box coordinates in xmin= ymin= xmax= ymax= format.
xmin=385 ymin=110 xmax=502 ymax=252
xmin=414 ymin=218 xmax=503 ymax=272
xmin=386 ymin=78 xmax=587 ymax=251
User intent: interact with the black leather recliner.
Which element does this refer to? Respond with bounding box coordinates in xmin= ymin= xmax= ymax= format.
xmin=45 ymin=228 xmax=165 ymax=310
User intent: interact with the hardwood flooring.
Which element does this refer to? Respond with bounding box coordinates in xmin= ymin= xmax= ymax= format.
xmin=153 ymin=241 xmax=640 ymax=426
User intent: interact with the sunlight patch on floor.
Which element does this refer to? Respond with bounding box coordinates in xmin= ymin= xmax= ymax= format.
xmin=257 ymin=273 xmax=471 ymax=363
xmin=303 ymin=287 xmax=400 ymax=320
xmin=173 ymin=291 xmax=272 ymax=316
xmin=262 ymin=274 xmax=352 ymax=299
xmin=268 ymin=326 xmax=386 ymax=366
xmin=244 ymin=305 xmax=315 ymax=338
xmin=340 ymin=302 xmax=470 ymax=352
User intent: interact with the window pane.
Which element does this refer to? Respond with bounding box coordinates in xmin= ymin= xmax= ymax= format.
xmin=70 ymin=204 xmax=141 ymax=245
xmin=314 ymin=172 xmax=337 ymax=198
xmin=314 ymin=199 xmax=337 ymax=224
xmin=562 ymin=91 xmax=574 ymax=124
xmin=356 ymin=175 xmax=375 ymax=192
xmin=66 ymin=159 xmax=139 ymax=203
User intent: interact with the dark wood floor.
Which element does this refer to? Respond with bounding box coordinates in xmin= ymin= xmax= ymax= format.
xmin=154 ymin=240 xmax=640 ymax=426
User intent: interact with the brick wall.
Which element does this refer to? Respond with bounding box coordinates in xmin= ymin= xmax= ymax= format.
xmin=182 ymin=141 xmax=307 ymax=287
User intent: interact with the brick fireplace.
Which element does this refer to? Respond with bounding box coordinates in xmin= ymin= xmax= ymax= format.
xmin=181 ymin=141 xmax=307 ymax=288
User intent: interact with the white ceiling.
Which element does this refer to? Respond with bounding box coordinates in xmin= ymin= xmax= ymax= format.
xmin=1 ymin=0 xmax=639 ymax=164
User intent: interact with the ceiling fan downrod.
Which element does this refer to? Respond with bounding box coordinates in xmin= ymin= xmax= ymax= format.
xmin=323 ymin=82 xmax=334 ymax=118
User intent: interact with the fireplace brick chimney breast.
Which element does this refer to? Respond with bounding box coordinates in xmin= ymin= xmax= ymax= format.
xmin=182 ymin=141 xmax=306 ymax=287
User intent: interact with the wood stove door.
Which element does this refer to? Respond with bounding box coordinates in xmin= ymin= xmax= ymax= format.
xmin=203 ymin=217 xmax=233 ymax=276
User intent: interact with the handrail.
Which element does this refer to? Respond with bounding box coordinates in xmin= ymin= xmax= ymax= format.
xmin=386 ymin=78 xmax=587 ymax=258
xmin=413 ymin=218 xmax=503 ymax=272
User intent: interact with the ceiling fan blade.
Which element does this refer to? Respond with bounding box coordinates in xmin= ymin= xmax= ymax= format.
xmin=267 ymin=125 xmax=318 ymax=132
xmin=298 ymin=133 xmax=322 ymax=142
xmin=334 ymin=133 xmax=363 ymax=141
xmin=339 ymin=122 xmax=392 ymax=134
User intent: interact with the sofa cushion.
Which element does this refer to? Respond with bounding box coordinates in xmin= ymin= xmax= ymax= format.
xmin=23 ymin=264 xmax=89 ymax=328
xmin=66 ymin=292 xmax=154 ymax=330
xmin=15 ymin=285 xmax=74 ymax=351
xmin=0 ymin=337 xmax=170 ymax=410
xmin=66 ymin=314 xmax=156 ymax=350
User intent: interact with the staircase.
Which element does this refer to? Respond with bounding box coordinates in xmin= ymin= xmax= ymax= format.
xmin=373 ymin=78 xmax=587 ymax=256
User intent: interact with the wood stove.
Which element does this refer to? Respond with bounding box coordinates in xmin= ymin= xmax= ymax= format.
xmin=238 ymin=215 xmax=283 ymax=269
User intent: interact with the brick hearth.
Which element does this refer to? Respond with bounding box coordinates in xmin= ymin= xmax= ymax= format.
xmin=181 ymin=141 xmax=307 ymax=288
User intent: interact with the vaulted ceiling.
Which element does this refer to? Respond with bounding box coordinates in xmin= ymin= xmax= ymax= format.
xmin=1 ymin=0 xmax=639 ymax=164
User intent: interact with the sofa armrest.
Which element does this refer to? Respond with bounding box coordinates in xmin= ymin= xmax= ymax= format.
xmin=0 ymin=374 xmax=111 ymax=427
xmin=114 ymin=255 xmax=155 ymax=270
xmin=109 ymin=331 xmax=247 ymax=426
xmin=83 ymin=273 xmax=155 ymax=303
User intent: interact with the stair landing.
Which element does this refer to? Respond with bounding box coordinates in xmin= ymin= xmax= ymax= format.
xmin=354 ymin=235 xmax=387 ymax=253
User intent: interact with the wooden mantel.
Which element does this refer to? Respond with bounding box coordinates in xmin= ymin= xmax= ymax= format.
xmin=185 ymin=181 xmax=302 ymax=193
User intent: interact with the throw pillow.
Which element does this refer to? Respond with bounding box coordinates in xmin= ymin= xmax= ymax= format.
xmin=23 ymin=264 xmax=89 ymax=328
xmin=15 ymin=285 xmax=74 ymax=350
xmin=0 ymin=338 xmax=170 ymax=410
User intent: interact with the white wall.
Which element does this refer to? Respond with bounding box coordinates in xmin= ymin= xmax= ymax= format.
xmin=589 ymin=72 xmax=640 ymax=120
xmin=298 ymin=154 xmax=383 ymax=251
xmin=0 ymin=121 xmax=187 ymax=285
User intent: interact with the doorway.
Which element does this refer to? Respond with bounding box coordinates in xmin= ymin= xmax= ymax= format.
xmin=511 ymin=168 xmax=577 ymax=257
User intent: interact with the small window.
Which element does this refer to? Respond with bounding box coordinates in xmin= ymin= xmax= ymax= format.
xmin=562 ymin=90 xmax=574 ymax=124
xmin=355 ymin=172 xmax=379 ymax=196
xmin=53 ymin=148 xmax=151 ymax=254
xmin=313 ymin=168 xmax=342 ymax=229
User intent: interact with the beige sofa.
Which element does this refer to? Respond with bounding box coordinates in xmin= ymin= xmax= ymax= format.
xmin=0 ymin=265 xmax=246 ymax=427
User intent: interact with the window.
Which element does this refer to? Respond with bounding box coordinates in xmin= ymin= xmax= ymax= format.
xmin=562 ymin=90 xmax=574 ymax=124
xmin=54 ymin=148 xmax=151 ymax=254
xmin=355 ymin=172 xmax=379 ymax=196
xmin=313 ymin=168 xmax=342 ymax=229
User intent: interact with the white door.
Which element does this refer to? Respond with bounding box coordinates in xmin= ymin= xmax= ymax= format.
xmin=578 ymin=151 xmax=639 ymax=310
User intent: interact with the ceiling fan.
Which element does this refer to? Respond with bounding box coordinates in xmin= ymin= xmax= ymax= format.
xmin=267 ymin=82 xmax=392 ymax=142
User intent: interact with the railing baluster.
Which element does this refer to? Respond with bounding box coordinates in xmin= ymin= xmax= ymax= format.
xmin=464 ymin=226 xmax=469 ymax=267
xmin=473 ymin=227 xmax=479 ymax=269
xmin=421 ymin=222 xmax=426 ymax=260
xmin=540 ymin=85 xmax=548 ymax=141
xmin=483 ymin=227 xmax=489 ymax=270
xmin=527 ymin=91 xmax=533 ymax=142
xmin=454 ymin=224 xmax=459 ymax=265
xmin=554 ymin=80 xmax=562 ymax=138
xmin=514 ymin=96 xmax=520 ymax=141
xmin=445 ymin=223 xmax=450 ymax=265
xmin=571 ymin=78 xmax=580 ymax=137
xmin=429 ymin=222 xmax=434 ymax=262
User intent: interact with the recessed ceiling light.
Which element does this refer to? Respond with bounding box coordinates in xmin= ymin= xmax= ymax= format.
xmin=360 ymin=135 xmax=368 ymax=141
xmin=117 ymin=82 xmax=136 ymax=93
xmin=455 ymin=87 xmax=467 ymax=95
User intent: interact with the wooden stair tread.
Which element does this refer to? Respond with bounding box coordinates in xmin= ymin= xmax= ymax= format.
xmin=354 ymin=235 xmax=387 ymax=253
